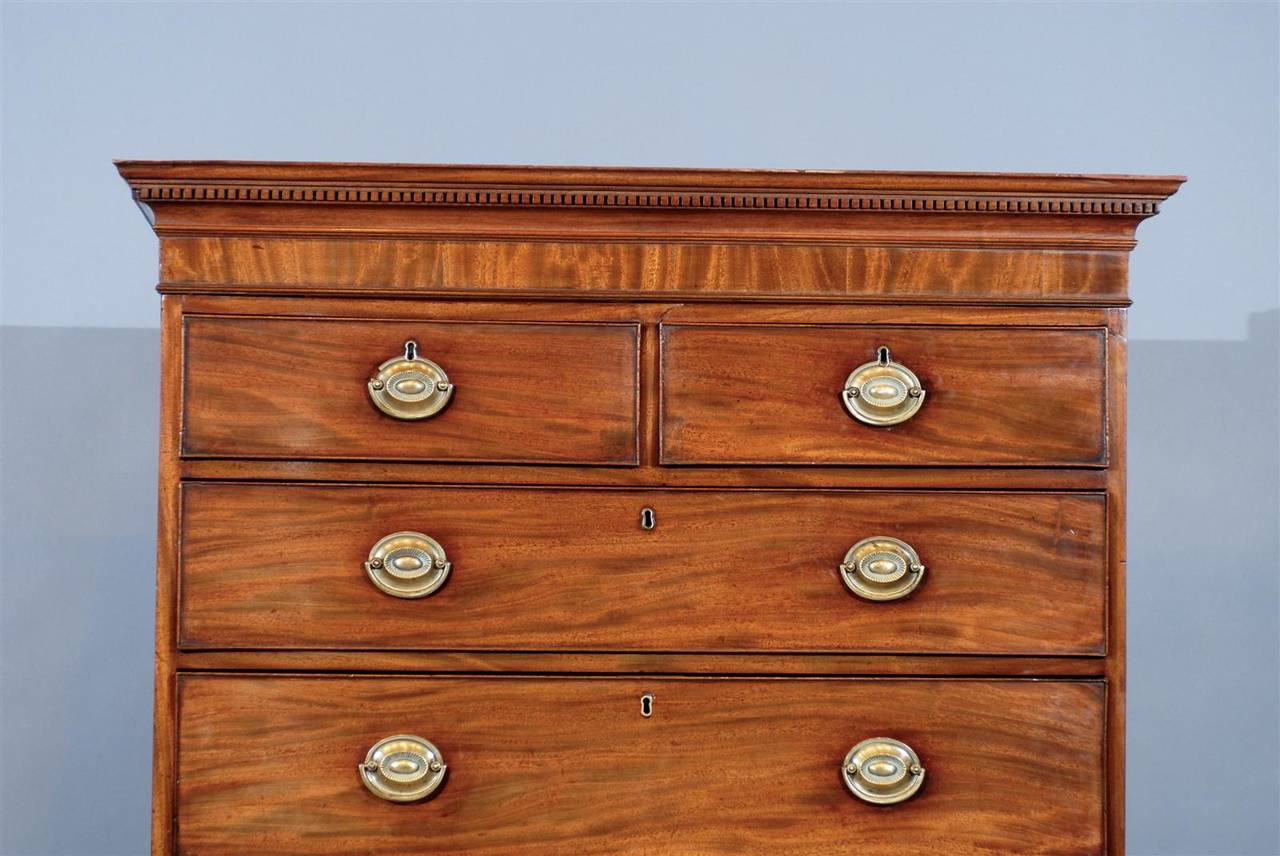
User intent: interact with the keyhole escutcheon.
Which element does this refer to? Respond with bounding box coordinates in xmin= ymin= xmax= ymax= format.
xmin=640 ymin=693 xmax=654 ymax=717
xmin=640 ymin=508 xmax=656 ymax=530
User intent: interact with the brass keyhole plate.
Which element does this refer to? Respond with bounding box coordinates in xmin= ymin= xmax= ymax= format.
xmin=640 ymin=693 xmax=655 ymax=717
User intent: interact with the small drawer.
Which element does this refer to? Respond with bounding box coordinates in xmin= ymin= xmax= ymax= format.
xmin=179 ymin=483 xmax=1106 ymax=655
xmin=661 ymin=324 xmax=1107 ymax=466
xmin=181 ymin=316 xmax=640 ymax=464
xmin=176 ymin=675 xmax=1105 ymax=855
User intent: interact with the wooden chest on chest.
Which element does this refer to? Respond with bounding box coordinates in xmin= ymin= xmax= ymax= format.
xmin=119 ymin=161 xmax=1182 ymax=855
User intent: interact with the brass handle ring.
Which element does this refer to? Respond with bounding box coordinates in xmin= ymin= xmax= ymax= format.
xmin=842 ymin=738 xmax=925 ymax=805
xmin=840 ymin=536 xmax=925 ymax=602
xmin=368 ymin=340 xmax=454 ymax=420
xmin=842 ymin=345 xmax=925 ymax=426
xmin=365 ymin=531 xmax=451 ymax=599
xmin=359 ymin=735 xmax=447 ymax=803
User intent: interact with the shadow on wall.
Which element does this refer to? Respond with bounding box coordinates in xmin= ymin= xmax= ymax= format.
xmin=1 ymin=315 xmax=1278 ymax=856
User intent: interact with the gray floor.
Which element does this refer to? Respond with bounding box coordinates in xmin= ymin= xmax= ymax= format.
xmin=2 ymin=318 xmax=1277 ymax=856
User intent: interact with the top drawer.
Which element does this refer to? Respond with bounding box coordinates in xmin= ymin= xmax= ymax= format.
xmin=661 ymin=324 xmax=1107 ymax=466
xmin=182 ymin=316 xmax=640 ymax=464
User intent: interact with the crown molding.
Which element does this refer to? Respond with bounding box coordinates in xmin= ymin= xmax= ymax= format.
xmin=118 ymin=162 xmax=1183 ymax=215
xmin=129 ymin=182 xmax=1175 ymax=216
xmin=115 ymin=161 xmax=1185 ymax=249
xmin=114 ymin=160 xmax=1187 ymax=192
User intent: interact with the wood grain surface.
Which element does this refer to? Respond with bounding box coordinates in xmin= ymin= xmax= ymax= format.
xmin=178 ymin=458 xmax=1111 ymax=490
xmin=158 ymin=236 xmax=1133 ymax=303
xmin=175 ymin=675 xmax=1105 ymax=855
xmin=662 ymin=324 xmax=1107 ymax=466
xmin=119 ymin=161 xmax=1183 ymax=273
xmin=181 ymin=316 xmax=639 ymax=463
xmin=172 ymin=650 xmax=1108 ymax=677
xmin=179 ymin=484 xmax=1106 ymax=655
xmin=120 ymin=163 xmax=1179 ymax=856
xmin=175 ymin=293 xmax=1119 ymax=326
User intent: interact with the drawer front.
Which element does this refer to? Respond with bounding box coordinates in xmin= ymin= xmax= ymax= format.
xmin=661 ymin=324 xmax=1107 ymax=466
xmin=182 ymin=316 xmax=640 ymax=464
xmin=177 ymin=675 xmax=1104 ymax=855
xmin=180 ymin=483 xmax=1106 ymax=655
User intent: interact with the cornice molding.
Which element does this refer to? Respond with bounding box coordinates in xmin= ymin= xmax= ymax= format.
xmin=117 ymin=162 xmax=1186 ymax=257
xmin=117 ymin=161 xmax=1185 ymax=218
xmin=126 ymin=181 xmax=1169 ymax=216
xmin=124 ymin=176 xmax=1172 ymax=214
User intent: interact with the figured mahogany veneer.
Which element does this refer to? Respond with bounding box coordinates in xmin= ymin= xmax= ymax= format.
xmin=120 ymin=161 xmax=1181 ymax=856
xmin=179 ymin=483 xmax=1107 ymax=655
xmin=662 ymin=324 xmax=1107 ymax=466
xmin=182 ymin=316 xmax=640 ymax=464
xmin=159 ymin=237 xmax=1136 ymax=304
xmin=177 ymin=675 xmax=1105 ymax=856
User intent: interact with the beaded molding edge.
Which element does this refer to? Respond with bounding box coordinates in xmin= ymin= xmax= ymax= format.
xmin=129 ymin=183 xmax=1161 ymax=215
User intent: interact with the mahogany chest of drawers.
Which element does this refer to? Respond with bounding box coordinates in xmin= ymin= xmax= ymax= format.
xmin=119 ymin=161 xmax=1181 ymax=855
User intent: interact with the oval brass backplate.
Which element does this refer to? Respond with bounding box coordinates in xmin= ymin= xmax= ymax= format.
xmin=359 ymin=735 xmax=447 ymax=803
xmin=842 ymin=737 xmax=925 ymax=805
xmin=840 ymin=536 xmax=926 ymax=602
xmin=365 ymin=531 xmax=452 ymax=598
xmin=368 ymin=340 xmax=455 ymax=420
xmin=841 ymin=346 xmax=925 ymax=427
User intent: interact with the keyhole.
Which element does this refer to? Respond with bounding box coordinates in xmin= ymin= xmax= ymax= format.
xmin=640 ymin=693 xmax=654 ymax=718
xmin=640 ymin=508 xmax=656 ymax=530
xmin=404 ymin=340 xmax=418 ymax=360
xmin=877 ymin=345 xmax=891 ymax=365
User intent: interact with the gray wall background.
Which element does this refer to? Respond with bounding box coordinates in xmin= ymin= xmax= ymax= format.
xmin=2 ymin=2 xmax=1277 ymax=854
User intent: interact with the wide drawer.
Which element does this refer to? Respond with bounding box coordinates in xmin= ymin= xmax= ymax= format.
xmin=179 ymin=483 xmax=1106 ymax=655
xmin=181 ymin=316 xmax=640 ymax=464
xmin=661 ymin=324 xmax=1107 ymax=466
xmin=176 ymin=675 xmax=1105 ymax=855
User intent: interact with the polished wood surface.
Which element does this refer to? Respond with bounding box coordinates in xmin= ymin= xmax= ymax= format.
xmin=121 ymin=162 xmax=1183 ymax=309
xmin=182 ymin=316 xmax=640 ymax=463
xmin=1104 ymin=311 xmax=1129 ymax=851
xmin=115 ymin=159 xmax=1184 ymax=194
xmin=180 ymin=483 xmax=1106 ymax=655
xmin=662 ymin=324 xmax=1107 ymax=466
xmin=177 ymin=675 xmax=1105 ymax=856
xmin=158 ymin=236 xmax=1135 ymax=303
xmin=179 ymin=458 xmax=1111 ymax=490
xmin=151 ymin=297 xmax=182 ymax=855
xmin=173 ymin=650 xmax=1109 ymax=677
xmin=120 ymin=162 xmax=1181 ymax=855
xmin=176 ymin=294 xmax=1120 ymax=326
xmin=119 ymin=160 xmax=1182 ymax=264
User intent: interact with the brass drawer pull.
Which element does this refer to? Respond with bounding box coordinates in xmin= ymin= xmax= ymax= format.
xmin=842 ymin=345 xmax=925 ymax=426
xmin=360 ymin=735 xmax=447 ymax=803
xmin=840 ymin=536 xmax=925 ymax=602
xmin=365 ymin=531 xmax=452 ymax=598
xmin=842 ymin=738 xmax=925 ymax=805
xmin=368 ymin=339 xmax=455 ymax=420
